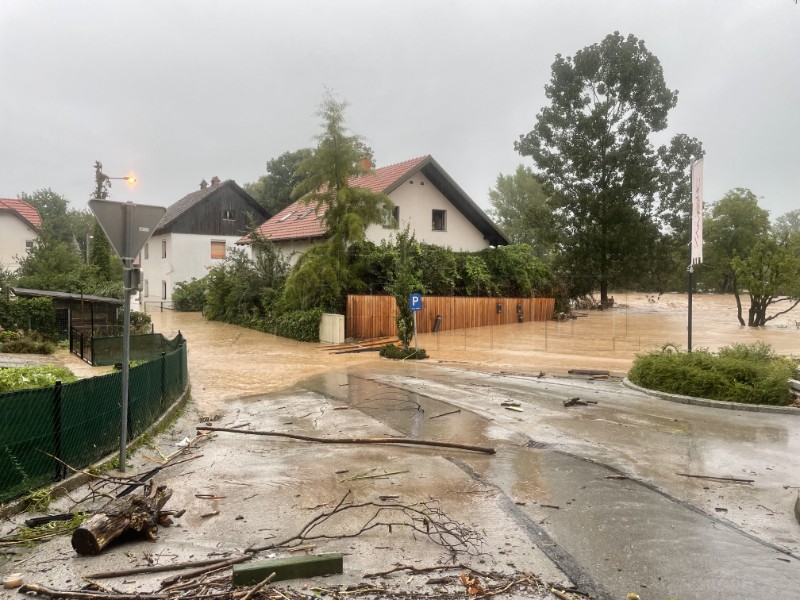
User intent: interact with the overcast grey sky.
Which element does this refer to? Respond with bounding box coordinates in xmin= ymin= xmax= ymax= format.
xmin=1 ymin=1 xmax=798 ymax=220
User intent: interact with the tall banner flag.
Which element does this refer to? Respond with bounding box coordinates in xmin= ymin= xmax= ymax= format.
xmin=691 ymin=158 xmax=704 ymax=264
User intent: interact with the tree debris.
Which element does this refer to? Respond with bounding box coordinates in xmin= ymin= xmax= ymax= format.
xmin=197 ymin=426 xmax=496 ymax=455
xmin=675 ymin=473 xmax=754 ymax=484
xmin=71 ymin=485 xmax=174 ymax=556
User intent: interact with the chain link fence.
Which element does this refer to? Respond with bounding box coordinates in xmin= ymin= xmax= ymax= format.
xmin=0 ymin=340 xmax=188 ymax=504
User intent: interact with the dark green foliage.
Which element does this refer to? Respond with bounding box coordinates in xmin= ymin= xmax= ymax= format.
xmin=270 ymin=308 xmax=324 ymax=342
xmin=387 ymin=227 xmax=424 ymax=349
xmin=0 ymin=297 xmax=57 ymax=338
xmin=285 ymin=91 xmax=392 ymax=311
xmin=379 ymin=344 xmax=428 ymax=360
xmin=0 ymin=337 xmax=55 ymax=354
xmin=478 ymin=245 xmax=550 ymax=297
xmin=488 ymin=166 xmax=558 ymax=261
xmin=418 ymin=245 xmax=458 ymax=296
xmin=244 ymin=148 xmax=314 ymax=215
xmin=173 ymin=277 xmax=208 ymax=312
xmin=516 ymin=31 xmax=702 ymax=306
xmin=628 ymin=343 xmax=798 ymax=405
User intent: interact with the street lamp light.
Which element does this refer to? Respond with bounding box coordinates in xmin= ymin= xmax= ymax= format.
xmin=103 ymin=174 xmax=138 ymax=185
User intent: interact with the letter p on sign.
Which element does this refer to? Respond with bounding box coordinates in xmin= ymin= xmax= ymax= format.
xmin=409 ymin=293 xmax=422 ymax=311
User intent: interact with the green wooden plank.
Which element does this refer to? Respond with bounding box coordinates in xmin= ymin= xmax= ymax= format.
xmin=233 ymin=553 xmax=343 ymax=586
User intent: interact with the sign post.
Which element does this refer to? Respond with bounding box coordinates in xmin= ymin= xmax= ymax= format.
xmin=409 ymin=293 xmax=422 ymax=353
xmin=89 ymin=200 xmax=166 ymax=472
xmin=688 ymin=157 xmax=704 ymax=353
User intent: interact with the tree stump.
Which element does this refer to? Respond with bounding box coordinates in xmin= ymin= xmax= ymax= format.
xmin=71 ymin=486 xmax=172 ymax=555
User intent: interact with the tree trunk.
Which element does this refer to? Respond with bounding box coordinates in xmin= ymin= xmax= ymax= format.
xmin=733 ymin=284 xmax=745 ymax=326
xmin=71 ymin=486 xmax=172 ymax=555
xmin=599 ymin=280 xmax=608 ymax=310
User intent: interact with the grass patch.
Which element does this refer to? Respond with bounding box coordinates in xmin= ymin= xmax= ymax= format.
xmin=379 ymin=344 xmax=428 ymax=360
xmin=628 ymin=342 xmax=799 ymax=406
xmin=0 ymin=365 xmax=78 ymax=393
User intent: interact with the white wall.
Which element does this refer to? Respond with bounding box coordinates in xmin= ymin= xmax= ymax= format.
xmin=365 ymin=173 xmax=489 ymax=251
xmin=138 ymin=233 xmax=244 ymax=303
xmin=0 ymin=214 xmax=37 ymax=271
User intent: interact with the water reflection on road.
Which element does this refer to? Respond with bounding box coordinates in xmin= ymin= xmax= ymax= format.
xmin=300 ymin=368 xmax=800 ymax=600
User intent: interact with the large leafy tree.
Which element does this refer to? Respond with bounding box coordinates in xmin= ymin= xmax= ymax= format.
xmin=488 ymin=166 xmax=558 ymax=262
xmin=774 ymin=209 xmax=800 ymax=242
xmin=244 ymin=148 xmax=313 ymax=215
xmin=284 ymin=92 xmax=392 ymax=311
xmin=516 ymin=32 xmax=698 ymax=305
xmin=701 ymin=188 xmax=770 ymax=294
xmin=731 ymin=232 xmax=800 ymax=326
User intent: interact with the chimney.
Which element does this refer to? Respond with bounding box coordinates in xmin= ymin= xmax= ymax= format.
xmin=210 ymin=176 xmax=221 ymax=186
xmin=358 ymin=157 xmax=373 ymax=170
xmin=199 ymin=179 xmax=208 ymax=190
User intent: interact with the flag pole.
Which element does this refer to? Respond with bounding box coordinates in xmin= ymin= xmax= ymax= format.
xmin=688 ymin=160 xmax=694 ymax=354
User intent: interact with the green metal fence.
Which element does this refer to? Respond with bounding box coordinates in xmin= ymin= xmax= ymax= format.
xmin=0 ymin=340 xmax=188 ymax=504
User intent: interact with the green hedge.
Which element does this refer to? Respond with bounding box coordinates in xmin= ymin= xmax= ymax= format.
xmin=0 ymin=297 xmax=57 ymax=338
xmin=628 ymin=342 xmax=798 ymax=406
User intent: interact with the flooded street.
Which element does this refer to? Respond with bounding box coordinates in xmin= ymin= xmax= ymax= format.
xmin=139 ymin=294 xmax=800 ymax=599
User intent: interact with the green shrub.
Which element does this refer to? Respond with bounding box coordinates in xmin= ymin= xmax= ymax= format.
xmin=0 ymin=366 xmax=77 ymax=393
xmin=0 ymin=338 xmax=55 ymax=354
xmin=0 ymin=297 xmax=57 ymax=338
xmin=628 ymin=343 xmax=798 ymax=406
xmin=173 ymin=277 xmax=207 ymax=311
xmin=271 ymin=308 xmax=324 ymax=342
xmin=379 ymin=344 xmax=428 ymax=360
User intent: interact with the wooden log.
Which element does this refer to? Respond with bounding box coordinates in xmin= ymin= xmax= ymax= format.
xmin=71 ymin=486 xmax=172 ymax=556
xmin=233 ymin=553 xmax=343 ymax=586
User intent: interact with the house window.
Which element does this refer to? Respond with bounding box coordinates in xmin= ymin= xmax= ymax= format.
xmin=144 ymin=280 xmax=149 ymax=297
xmin=161 ymin=281 xmax=167 ymax=300
xmin=161 ymin=240 xmax=167 ymax=258
xmin=432 ymin=209 xmax=447 ymax=231
xmin=391 ymin=206 xmax=400 ymax=228
xmin=279 ymin=211 xmax=295 ymax=222
xmin=223 ymin=209 xmax=235 ymax=221
xmin=144 ymin=243 xmax=149 ymax=260
xmin=211 ymin=240 xmax=226 ymax=259
xmin=25 ymin=240 xmax=34 ymax=252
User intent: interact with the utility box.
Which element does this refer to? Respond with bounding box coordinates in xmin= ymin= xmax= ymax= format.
xmin=319 ymin=313 xmax=345 ymax=344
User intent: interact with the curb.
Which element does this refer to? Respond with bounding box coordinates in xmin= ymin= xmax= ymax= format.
xmin=622 ymin=378 xmax=800 ymax=415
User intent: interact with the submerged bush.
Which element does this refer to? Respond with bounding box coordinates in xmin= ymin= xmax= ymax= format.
xmin=379 ymin=344 xmax=428 ymax=360
xmin=628 ymin=342 xmax=798 ymax=405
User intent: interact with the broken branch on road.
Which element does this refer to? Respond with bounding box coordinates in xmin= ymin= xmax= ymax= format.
xmin=675 ymin=473 xmax=754 ymax=484
xmin=197 ymin=426 xmax=496 ymax=455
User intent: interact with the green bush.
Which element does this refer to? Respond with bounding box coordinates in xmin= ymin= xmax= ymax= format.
xmin=628 ymin=343 xmax=798 ymax=406
xmin=379 ymin=344 xmax=428 ymax=360
xmin=0 ymin=297 xmax=57 ymax=338
xmin=173 ymin=277 xmax=207 ymax=311
xmin=271 ymin=308 xmax=324 ymax=342
xmin=0 ymin=338 xmax=55 ymax=354
xmin=0 ymin=365 xmax=77 ymax=393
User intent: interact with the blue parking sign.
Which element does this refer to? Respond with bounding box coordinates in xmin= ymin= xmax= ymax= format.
xmin=409 ymin=293 xmax=423 ymax=311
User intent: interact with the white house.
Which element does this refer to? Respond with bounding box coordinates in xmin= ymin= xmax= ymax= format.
xmin=138 ymin=177 xmax=270 ymax=305
xmin=239 ymin=155 xmax=508 ymax=262
xmin=0 ymin=198 xmax=41 ymax=272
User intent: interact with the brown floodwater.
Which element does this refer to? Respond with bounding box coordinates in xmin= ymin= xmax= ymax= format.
xmin=145 ymin=293 xmax=800 ymax=413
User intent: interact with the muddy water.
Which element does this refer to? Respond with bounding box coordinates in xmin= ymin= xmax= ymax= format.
xmin=420 ymin=292 xmax=800 ymax=376
xmin=301 ymin=370 xmax=800 ymax=600
xmin=147 ymin=293 xmax=800 ymax=414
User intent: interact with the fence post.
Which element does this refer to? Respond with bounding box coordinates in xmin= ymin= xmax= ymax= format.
xmin=160 ymin=351 xmax=166 ymax=407
xmin=53 ymin=381 xmax=65 ymax=480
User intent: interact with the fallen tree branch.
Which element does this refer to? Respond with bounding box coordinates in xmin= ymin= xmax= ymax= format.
xmin=18 ymin=584 xmax=165 ymax=600
xmin=160 ymin=554 xmax=250 ymax=587
xmin=85 ymin=556 xmax=242 ymax=579
xmin=363 ymin=563 xmax=491 ymax=579
xmin=246 ymin=491 xmax=483 ymax=559
xmin=196 ymin=426 xmax=496 ymax=455
xmin=675 ymin=472 xmax=754 ymax=484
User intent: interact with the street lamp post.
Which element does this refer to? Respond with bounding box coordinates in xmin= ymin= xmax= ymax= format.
xmin=89 ymin=167 xmax=165 ymax=473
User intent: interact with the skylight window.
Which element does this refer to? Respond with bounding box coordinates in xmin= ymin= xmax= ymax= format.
xmin=297 ymin=208 xmax=314 ymax=220
xmin=278 ymin=211 xmax=295 ymax=222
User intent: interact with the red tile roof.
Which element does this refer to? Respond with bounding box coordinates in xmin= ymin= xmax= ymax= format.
xmin=0 ymin=198 xmax=42 ymax=230
xmin=243 ymin=156 xmax=427 ymax=243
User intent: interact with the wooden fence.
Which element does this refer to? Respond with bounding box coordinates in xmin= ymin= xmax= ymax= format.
xmin=346 ymin=295 xmax=556 ymax=340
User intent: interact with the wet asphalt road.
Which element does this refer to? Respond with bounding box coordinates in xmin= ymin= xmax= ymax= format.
xmin=301 ymin=364 xmax=800 ymax=600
